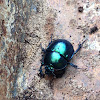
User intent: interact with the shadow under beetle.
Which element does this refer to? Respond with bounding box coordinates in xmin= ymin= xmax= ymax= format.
xmin=39 ymin=37 xmax=87 ymax=78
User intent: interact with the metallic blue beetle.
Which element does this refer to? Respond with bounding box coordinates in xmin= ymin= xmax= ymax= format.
xmin=39 ymin=37 xmax=87 ymax=78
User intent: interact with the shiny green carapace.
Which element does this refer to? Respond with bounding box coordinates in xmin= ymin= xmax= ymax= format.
xmin=46 ymin=39 xmax=74 ymax=62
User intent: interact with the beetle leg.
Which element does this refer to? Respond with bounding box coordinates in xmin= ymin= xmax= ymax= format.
xmin=39 ymin=64 xmax=45 ymax=77
xmin=48 ymin=34 xmax=53 ymax=46
xmin=70 ymin=38 xmax=88 ymax=59
xmin=50 ymin=34 xmax=53 ymax=43
xmin=74 ymin=38 xmax=87 ymax=54
xmin=45 ymin=66 xmax=56 ymax=78
xmin=67 ymin=62 xmax=80 ymax=69
xmin=52 ymin=71 xmax=56 ymax=78
xmin=45 ymin=67 xmax=50 ymax=74
xmin=49 ymin=67 xmax=56 ymax=78
xmin=50 ymin=72 xmax=56 ymax=82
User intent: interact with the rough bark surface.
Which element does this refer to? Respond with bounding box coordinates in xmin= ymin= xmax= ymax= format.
xmin=0 ymin=0 xmax=100 ymax=100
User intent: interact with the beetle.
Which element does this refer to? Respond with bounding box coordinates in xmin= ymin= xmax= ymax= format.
xmin=39 ymin=37 xmax=87 ymax=78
